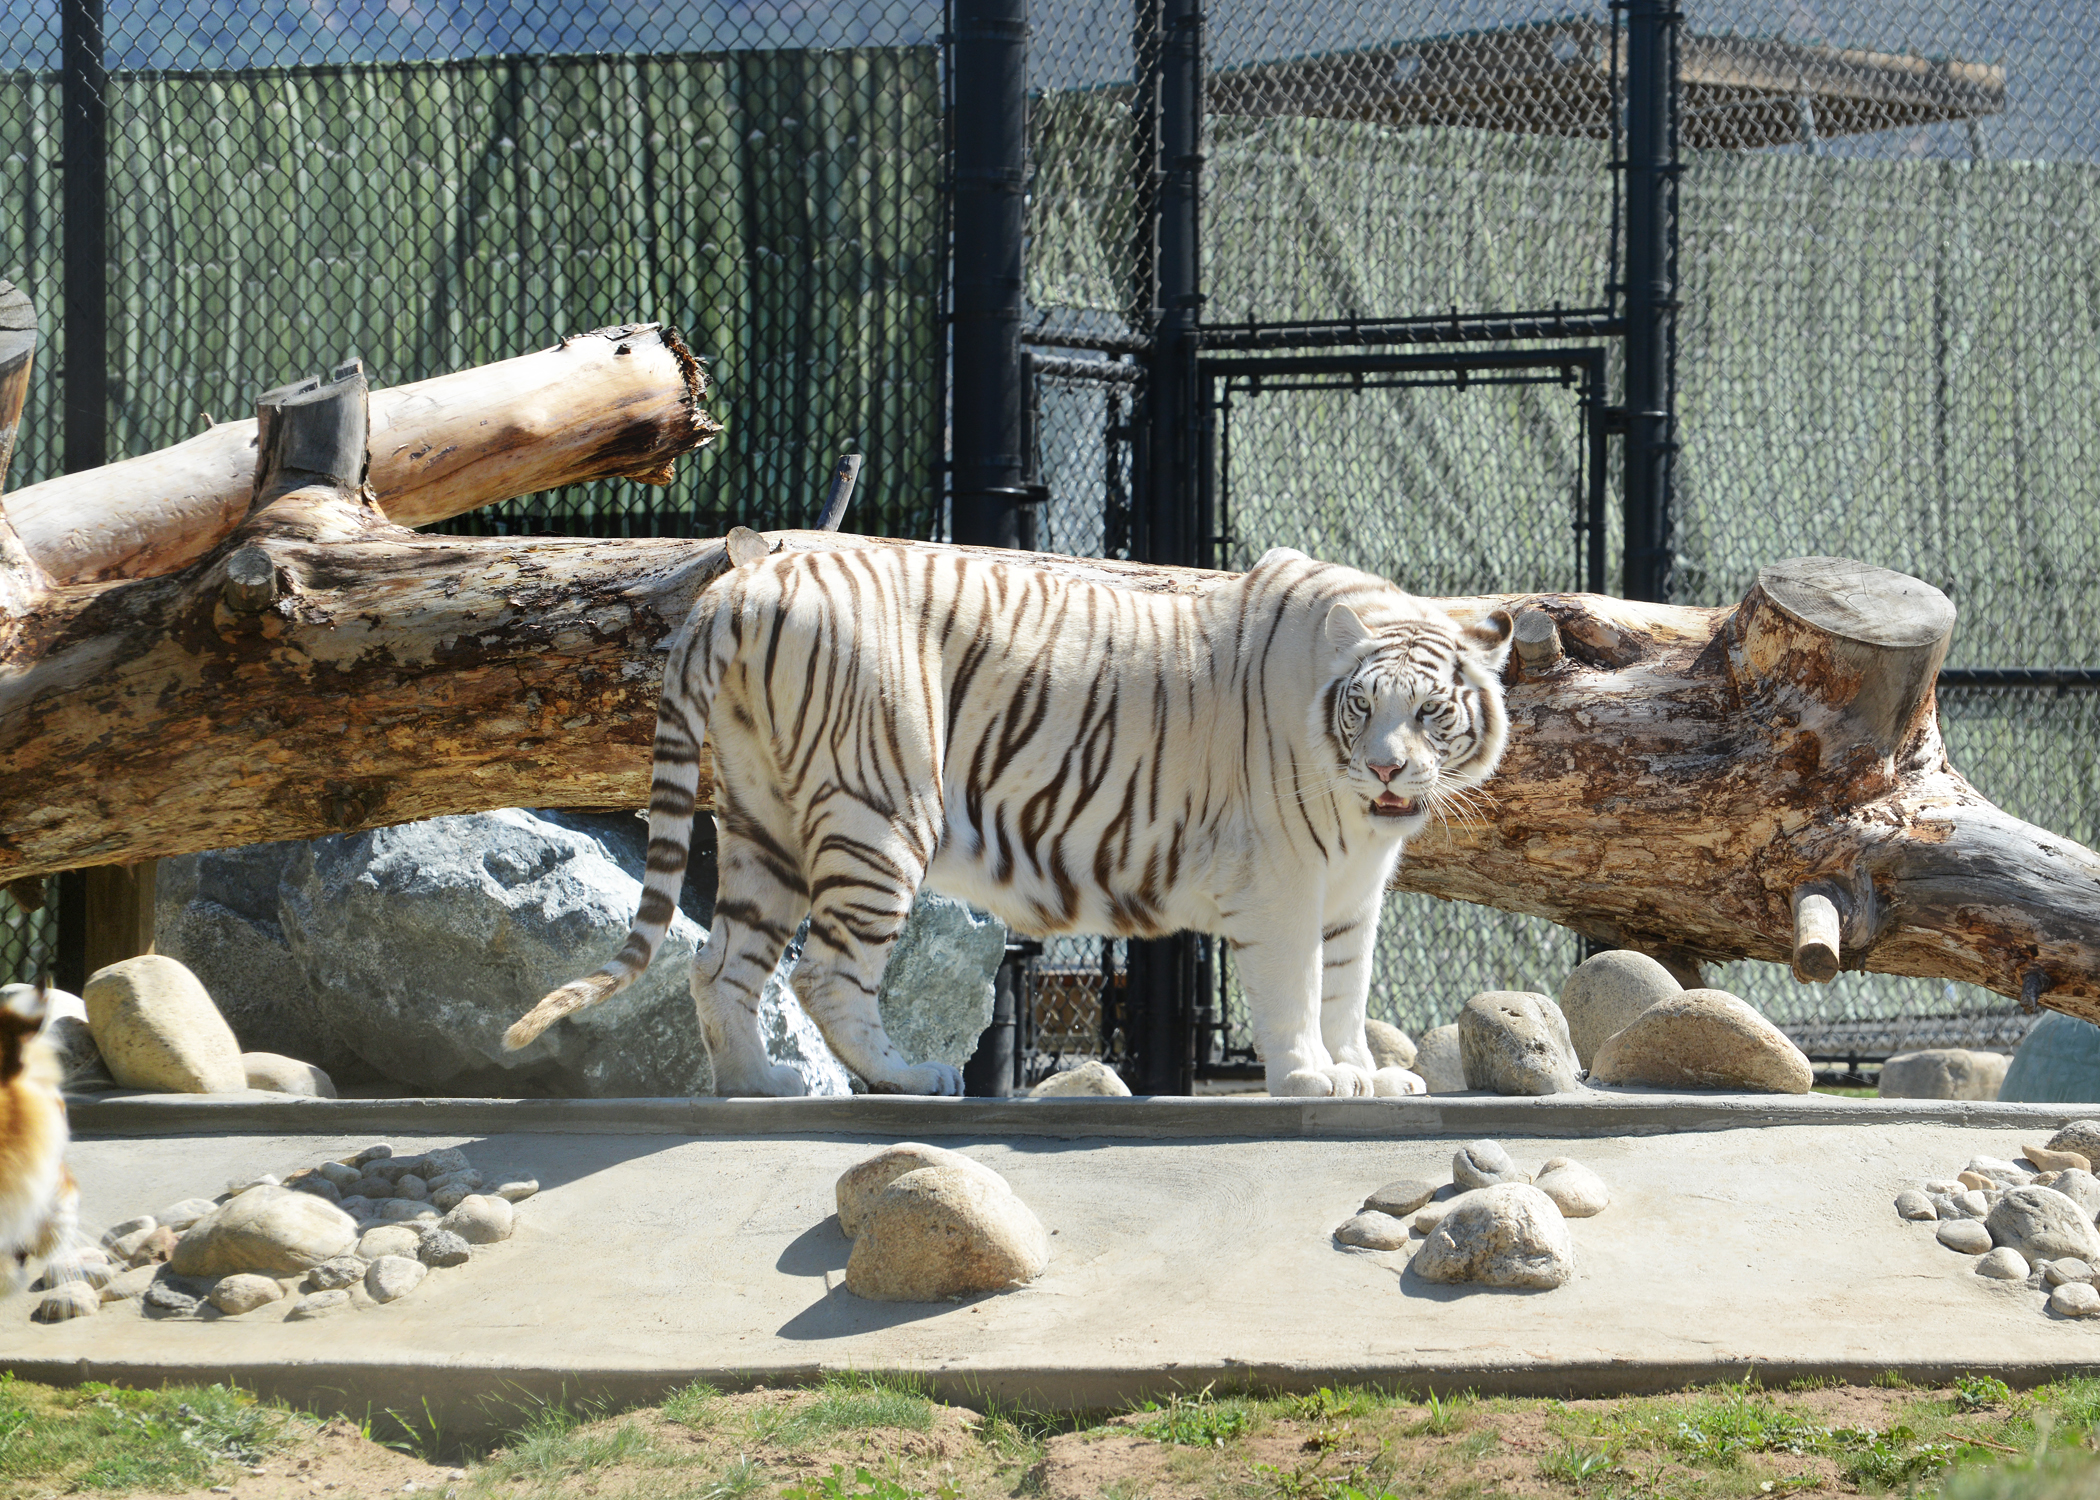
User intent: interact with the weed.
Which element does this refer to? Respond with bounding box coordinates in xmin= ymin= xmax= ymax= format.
xmin=0 ymin=1378 xmax=314 ymax=1493
xmin=379 ymin=1396 xmax=449 ymax=1461
xmin=1289 ymin=1386 xmax=1378 ymax=1423
xmin=2035 ymin=1376 xmax=2100 ymax=1432
xmin=478 ymin=1402 xmax=655 ymax=1485
xmin=1405 ymin=1391 xmax=1471 ymax=1437
xmin=1454 ymin=1426 xmax=1501 ymax=1461
xmin=767 ymin=1374 xmax=935 ymax=1448
xmin=780 ymin=1462 xmax=953 ymax=1500
xmin=1833 ymin=1422 xmax=1962 ymax=1487
xmin=1939 ymin=1445 xmax=2100 ymax=1499
xmin=1133 ymin=1384 xmax=1253 ymax=1448
xmin=1954 ymin=1375 xmax=2016 ymax=1412
xmin=1871 ymin=1369 xmax=1913 ymax=1390
xmin=662 ymin=1382 xmax=723 ymax=1430
xmin=1537 ymin=1442 xmax=1619 ymax=1485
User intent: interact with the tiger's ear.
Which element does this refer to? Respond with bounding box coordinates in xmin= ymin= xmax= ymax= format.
xmin=1462 ymin=608 xmax=1516 ymax=672
xmin=1324 ymin=603 xmax=1373 ymax=657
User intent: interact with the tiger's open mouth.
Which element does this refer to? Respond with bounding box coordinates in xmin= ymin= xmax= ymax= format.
xmin=1371 ymin=792 xmax=1420 ymax=817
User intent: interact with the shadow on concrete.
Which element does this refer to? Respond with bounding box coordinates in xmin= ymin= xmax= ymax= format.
xmin=775 ymin=1216 xmax=852 ymax=1277
xmin=1396 ymin=1264 xmax=1562 ymax=1301
xmin=775 ymin=1285 xmax=970 ymax=1341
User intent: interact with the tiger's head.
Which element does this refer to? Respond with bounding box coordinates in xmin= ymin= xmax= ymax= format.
xmin=1322 ymin=600 xmax=1515 ymax=834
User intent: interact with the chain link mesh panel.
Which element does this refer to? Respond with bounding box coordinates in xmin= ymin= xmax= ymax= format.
xmin=2 ymin=6 xmax=946 ymax=537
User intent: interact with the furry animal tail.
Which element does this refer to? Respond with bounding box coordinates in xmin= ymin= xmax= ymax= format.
xmin=0 ymin=978 xmax=76 ymax=1288
xmin=505 ymin=628 xmax=717 ymax=1053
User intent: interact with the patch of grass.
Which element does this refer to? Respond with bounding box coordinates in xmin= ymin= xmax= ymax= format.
xmin=0 ymin=1375 xmax=314 ymax=1493
xmin=1833 ymin=1422 xmax=1966 ymax=1488
xmin=661 ymin=1381 xmax=723 ymax=1430
xmin=780 ymin=1462 xmax=959 ymax=1500
xmin=1953 ymin=1375 xmax=2017 ymax=1412
xmin=476 ymin=1399 xmax=657 ymax=1487
xmin=1939 ymin=1445 xmax=2100 ymax=1500
xmin=2034 ymin=1376 xmax=2100 ymax=1433
xmin=1132 ymin=1384 xmax=1255 ymax=1448
xmin=1537 ymin=1441 xmax=1619 ymax=1486
xmin=1286 ymin=1386 xmax=1381 ymax=1423
xmin=1404 ymin=1391 xmax=1472 ymax=1437
xmin=762 ymin=1374 xmax=934 ymax=1449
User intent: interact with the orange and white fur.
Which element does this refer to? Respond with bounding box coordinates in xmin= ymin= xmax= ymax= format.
xmin=0 ymin=982 xmax=78 ymax=1289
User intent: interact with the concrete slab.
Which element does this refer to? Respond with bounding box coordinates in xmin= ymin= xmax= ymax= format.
xmin=8 ymin=1094 xmax=2100 ymax=1430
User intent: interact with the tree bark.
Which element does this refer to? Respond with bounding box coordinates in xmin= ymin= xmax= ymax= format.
xmin=0 ymin=297 xmax=2092 ymax=1023
xmin=4 ymin=323 xmax=716 ymax=586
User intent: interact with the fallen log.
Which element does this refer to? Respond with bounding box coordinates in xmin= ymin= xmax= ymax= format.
xmin=0 ymin=282 xmax=2092 ymax=1024
xmin=5 ymin=322 xmax=716 ymax=586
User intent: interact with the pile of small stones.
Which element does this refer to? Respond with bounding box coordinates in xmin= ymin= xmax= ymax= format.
xmin=28 ymin=1142 xmax=538 ymax=1325
xmin=1896 ymin=1119 xmax=2100 ymax=1319
xmin=1331 ymin=1139 xmax=1610 ymax=1289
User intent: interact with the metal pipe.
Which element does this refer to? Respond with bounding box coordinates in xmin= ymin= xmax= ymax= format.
xmin=1197 ymin=309 xmax=1622 ymax=352
xmin=61 ymin=0 xmax=106 ymax=475
xmin=948 ymin=0 xmax=1029 ymax=549
xmin=1621 ymin=0 xmax=1679 ymax=603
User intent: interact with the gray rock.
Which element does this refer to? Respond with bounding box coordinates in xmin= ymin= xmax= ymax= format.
xmin=1413 ymin=1199 xmax=1460 ymax=1234
xmin=1413 ymin=1025 xmax=1466 ymax=1093
xmin=495 ymin=1180 xmax=539 ymax=1203
xmin=100 ymin=1265 xmax=158 ymax=1302
xmin=377 ymin=1200 xmax=438 ymax=1223
xmin=1362 ymin=1179 xmax=1440 ymax=1218
xmin=1976 ymin=1246 xmax=2029 ymax=1280
xmin=356 ymin=1226 xmax=422 ymax=1261
xmin=291 ymin=1175 xmax=342 ymax=1204
xmin=364 ymin=1255 xmax=427 ymax=1303
xmin=226 ymin=1172 xmax=282 ymax=1196
xmin=33 ymin=1283 xmax=101 ymax=1321
xmin=351 ymin=1144 xmax=393 ymax=1165
xmin=286 ymin=1289 xmax=352 ymax=1320
xmin=1453 ymin=1140 xmax=1528 ymax=1190
xmin=418 ymin=1230 xmax=471 ymax=1268
xmin=867 ymin=892 xmax=1005 ymax=1078
xmin=306 ymin=1255 xmax=366 ymax=1291
xmin=395 ymin=1175 xmax=430 ymax=1202
xmin=1894 ymin=1190 xmax=1937 ymax=1221
xmin=2002 ymin=1013 xmax=2100 ymax=1103
xmin=1410 ymin=1183 xmax=1573 ymax=1288
xmin=107 ymin=1223 xmax=162 ymax=1263
xmin=1877 ymin=1049 xmax=2009 ymax=1101
xmin=2049 ymin=1120 xmax=2100 ymax=1159
xmin=242 ymin=1052 xmax=338 ymax=1098
xmin=1364 ymin=1019 xmax=1416 ymax=1072
xmin=1987 ymin=1186 xmax=2100 ymax=1263
xmin=1028 ymin=1060 xmax=1131 ymax=1097
xmin=210 ymin=1273 xmax=287 ymax=1313
xmin=2044 ymin=1258 xmax=2095 ymax=1287
xmin=2045 ymin=1168 xmax=2100 ymax=1221
xmin=1964 ymin=1156 xmax=2035 ymax=1186
xmin=169 ymin=1186 xmax=359 ymax=1276
xmin=423 ymin=1147 xmax=471 ymax=1175
xmin=1458 ymin=992 xmax=1581 ymax=1096
xmin=1558 ymin=950 xmax=1679 ymax=1068
xmin=335 ymin=1196 xmax=374 ymax=1219
xmin=2051 ymin=1281 xmax=2100 ymax=1317
xmin=82 ymin=955 xmax=247 ymax=1094
xmin=143 ymin=1280 xmax=203 ymax=1314
xmin=101 ymin=1215 xmax=156 ymax=1249
xmin=1934 ymin=1190 xmax=1989 ymax=1221
xmin=836 ymin=1144 xmax=1011 ymax=1238
xmin=315 ymin=1161 xmax=362 ymax=1188
xmin=1333 ymin=1211 xmax=1410 ymax=1250
xmin=430 ymin=1185 xmax=470 ymax=1212
xmin=1533 ymin=1158 xmax=1610 ymax=1218
xmin=1936 ymin=1219 xmax=1993 ymax=1254
xmin=438 ymin=1194 xmax=514 ymax=1244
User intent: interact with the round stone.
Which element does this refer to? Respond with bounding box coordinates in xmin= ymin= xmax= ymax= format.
xmin=143 ymin=1280 xmax=203 ymax=1315
xmin=1452 ymin=1140 xmax=1527 ymax=1191
xmin=225 ymin=1172 xmax=282 ymax=1196
xmin=430 ymin=1185 xmax=471 ymax=1212
xmin=81 ymin=954 xmax=245 ymax=1093
xmin=350 ymin=1175 xmax=394 ymax=1200
xmin=364 ymin=1255 xmax=428 ymax=1303
xmin=292 ymin=1175 xmax=343 ymax=1204
xmin=436 ymin=1193 xmax=513 ymax=1244
xmin=1976 ymin=1247 xmax=2029 ymax=1280
xmin=1589 ymin=989 xmax=1812 ymax=1093
xmin=1533 ymin=1159 xmax=1610 ymax=1218
xmin=210 ymin=1273 xmax=287 ymax=1314
xmin=350 ymin=1144 xmax=393 ymax=1166
xmin=1410 ymin=1183 xmax=1573 ymax=1288
xmin=155 ymin=1197 xmax=219 ymax=1231
xmin=1559 ymin=949 xmax=1680 ymax=1067
xmin=306 ymin=1255 xmax=366 ymax=1291
xmin=418 ymin=1230 xmax=471 ymax=1268
xmin=844 ymin=1164 xmax=1048 ymax=1301
xmin=1936 ymin=1219 xmax=1993 ymax=1255
xmin=424 ymin=1147 xmax=472 ymax=1176
xmin=1414 ymin=1198 xmax=1460 ymax=1234
xmin=1457 ymin=991 xmax=1581 ymax=1096
xmin=286 ymin=1289 xmax=352 ymax=1320
xmin=1894 ymin=1190 xmax=1937 ymax=1221
xmin=32 ymin=1282 xmax=101 ymax=1322
xmin=378 ymin=1199 xmax=438 ymax=1223
xmin=316 ymin=1161 xmax=362 ymax=1188
xmin=2047 ymin=1121 xmax=2100 ymax=1161
xmin=1988 ymin=1186 xmax=2100 ymax=1264
xmin=2050 ymin=1281 xmax=2100 ymax=1318
xmin=1333 ymin=1211 xmax=1410 ymax=1250
xmin=394 ymin=1175 xmax=430 ymax=1202
xmin=357 ymin=1225 xmax=423 ymax=1261
xmin=126 ymin=1226 xmax=179 ymax=1267
xmin=2044 ymin=1258 xmax=2095 ymax=1287
xmin=494 ymin=1180 xmax=539 ymax=1203
xmin=2043 ymin=1169 xmax=2100 ymax=1221
xmin=168 ymin=1186 xmax=359 ymax=1277
xmin=1362 ymin=1179 xmax=1440 ymax=1218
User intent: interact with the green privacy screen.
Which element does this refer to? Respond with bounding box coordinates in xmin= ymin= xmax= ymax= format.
xmin=0 ymin=45 xmax=945 ymax=538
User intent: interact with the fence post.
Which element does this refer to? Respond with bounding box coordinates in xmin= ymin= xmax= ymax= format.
xmin=1621 ymin=0 xmax=1679 ymax=603
xmin=948 ymin=0 xmax=1030 ymax=551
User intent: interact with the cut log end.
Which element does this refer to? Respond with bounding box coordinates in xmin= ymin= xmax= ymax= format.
xmin=221 ymin=545 xmax=278 ymax=614
xmin=725 ymin=527 xmax=771 ymax=567
xmin=1512 ymin=607 xmax=1563 ymax=669
xmin=1791 ymin=887 xmax=1843 ymax=983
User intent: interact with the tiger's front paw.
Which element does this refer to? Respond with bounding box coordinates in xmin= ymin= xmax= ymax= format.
xmin=1273 ymin=1064 xmax=1375 ymax=1098
xmin=713 ymin=1059 xmax=811 ymax=1098
xmin=867 ymin=1061 xmax=965 ymax=1097
xmin=1372 ymin=1066 xmax=1427 ymax=1097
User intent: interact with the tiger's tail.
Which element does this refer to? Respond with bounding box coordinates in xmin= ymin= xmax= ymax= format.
xmin=504 ymin=628 xmax=717 ymax=1053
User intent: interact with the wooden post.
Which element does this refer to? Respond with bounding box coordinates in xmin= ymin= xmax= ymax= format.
xmin=82 ymin=863 xmax=155 ymax=977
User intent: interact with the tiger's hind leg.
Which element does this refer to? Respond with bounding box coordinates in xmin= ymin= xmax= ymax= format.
xmin=790 ymin=814 xmax=959 ymax=1096
xmin=692 ymin=823 xmax=814 ymax=1098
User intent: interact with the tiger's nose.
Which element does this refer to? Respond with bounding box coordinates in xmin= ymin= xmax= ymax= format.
xmin=1367 ymin=762 xmax=1402 ymax=784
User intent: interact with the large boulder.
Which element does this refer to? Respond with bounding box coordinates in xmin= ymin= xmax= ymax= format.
xmin=1589 ymin=989 xmax=1812 ymax=1094
xmin=1458 ymin=992 xmax=1581 ymax=1096
xmin=836 ymin=1143 xmax=1013 ymax=1237
xmin=1987 ymin=1186 xmax=2100 ymax=1264
xmin=1559 ymin=950 xmax=1679 ymax=1067
xmin=1878 ymin=1049 xmax=2009 ymax=1101
xmin=158 ymin=810 xmax=1001 ymax=1098
xmin=82 ymin=956 xmax=245 ymax=1094
xmin=843 ymin=1163 xmax=1049 ymax=1302
xmin=169 ymin=1186 xmax=358 ymax=1277
xmin=2000 ymin=1013 xmax=2100 ymax=1103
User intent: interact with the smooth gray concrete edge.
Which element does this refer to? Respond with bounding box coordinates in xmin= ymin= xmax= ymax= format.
xmin=64 ymin=1092 xmax=2098 ymax=1141
xmin=8 ymin=1356 xmax=2100 ymax=1436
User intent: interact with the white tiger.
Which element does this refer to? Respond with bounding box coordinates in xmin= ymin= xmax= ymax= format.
xmin=506 ymin=544 xmax=1513 ymax=1098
